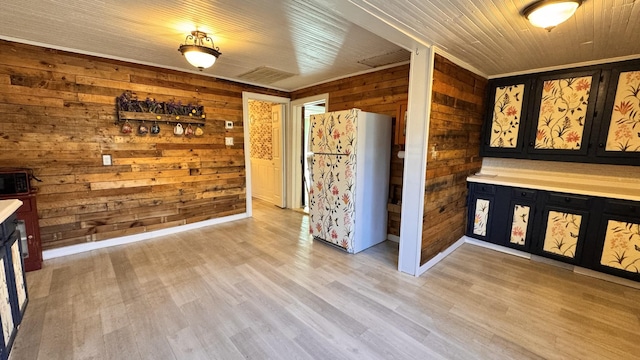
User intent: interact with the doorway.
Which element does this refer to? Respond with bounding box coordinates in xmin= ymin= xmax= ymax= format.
xmin=242 ymin=92 xmax=290 ymax=216
xmin=290 ymin=94 xmax=329 ymax=212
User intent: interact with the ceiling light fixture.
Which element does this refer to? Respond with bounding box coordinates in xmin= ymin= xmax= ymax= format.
xmin=178 ymin=31 xmax=221 ymax=70
xmin=523 ymin=0 xmax=582 ymax=31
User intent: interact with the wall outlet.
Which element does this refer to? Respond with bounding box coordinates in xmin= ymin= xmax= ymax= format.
xmin=225 ymin=121 xmax=233 ymax=129
xmin=225 ymin=137 xmax=234 ymax=146
xmin=102 ymin=154 xmax=112 ymax=166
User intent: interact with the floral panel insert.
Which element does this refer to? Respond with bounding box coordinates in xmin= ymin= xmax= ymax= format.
xmin=0 ymin=257 xmax=14 ymax=347
xmin=308 ymin=154 xmax=357 ymax=252
xmin=543 ymin=211 xmax=582 ymax=259
xmin=11 ymin=242 xmax=26 ymax=309
xmin=473 ymin=199 xmax=490 ymax=237
xmin=600 ymin=220 xmax=640 ymax=273
xmin=605 ymin=71 xmax=640 ymax=152
xmin=535 ymin=76 xmax=592 ymax=150
xmin=490 ymin=84 xmax=525 ymax=148
xmin=310 ymin=109 xmax=358 ymax=155
xmin=510 ymin=205 xmax=530 ymax=246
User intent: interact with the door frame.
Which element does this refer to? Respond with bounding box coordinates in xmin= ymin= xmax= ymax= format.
xmin=242 ymin=92 xmax=290 ymax=217
xmin=289 ymin=94 xmax=329 ymax=210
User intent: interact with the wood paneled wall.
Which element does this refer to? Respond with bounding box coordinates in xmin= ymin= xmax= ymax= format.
xmin=291 ymin=64 xmax=410 ymax=238
xmin=292 ymin=64 xmax=409 ymax=116
xmin=421 ymin=54 xmax=487 ymax=264
xmin=0 ymin=40 xmax=286 ymax=250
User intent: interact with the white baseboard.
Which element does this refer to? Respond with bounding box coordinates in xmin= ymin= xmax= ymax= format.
xmin=464 ymin=238 xmax=640 ymax=290
xmin=386 ymin=234 xmax=400 ymax=243
xmin=416 ymin=237 xmax=466 ymax=276
xmin=42 ymin=213 xmax=249 ymax=260
xmin=464 ymin=237 xmax=532 ymax=259
xmin=574 ymin=266 xmax=640 ymax=290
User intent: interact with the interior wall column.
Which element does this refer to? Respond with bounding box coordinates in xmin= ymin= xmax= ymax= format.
xmin=398 ymin=45 xmax=434 ymax=275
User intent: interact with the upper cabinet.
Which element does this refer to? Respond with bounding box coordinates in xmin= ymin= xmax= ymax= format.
xmin=482 ymin=77 xmax=533 ymax=156
xmin=528 ymin=70 xmax=601 ymax=157
xmin=480 ymin=59 xmax=640 ymax=166
xmin=596 ymin=62 xmax=640 ymax=161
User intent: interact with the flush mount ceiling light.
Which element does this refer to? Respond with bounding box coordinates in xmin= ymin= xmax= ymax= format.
xmin=178 ymin=31 xmax=221 ymax=70
xmin=523 ymin=0 xmax=582 ymax=31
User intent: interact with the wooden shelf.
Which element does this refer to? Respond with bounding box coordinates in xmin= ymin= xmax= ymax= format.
xmin=118 ymin=111 xmax=207 ymax=125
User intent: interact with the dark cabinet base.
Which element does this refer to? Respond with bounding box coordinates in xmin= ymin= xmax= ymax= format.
xmin=467 ymin=182 xmax=640 ymax=283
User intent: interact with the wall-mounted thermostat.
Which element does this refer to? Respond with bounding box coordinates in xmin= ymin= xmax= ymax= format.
xmin=225 ymin=121 xmax=233 ymax=129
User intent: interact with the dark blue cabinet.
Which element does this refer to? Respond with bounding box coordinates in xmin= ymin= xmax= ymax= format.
xmin=467 ymin=182 xmax=640 ymax=283
xmin=0 ymin=211 xmax=28 ymax=360
xmin=481 ymin=59 xmax=640 ymax=166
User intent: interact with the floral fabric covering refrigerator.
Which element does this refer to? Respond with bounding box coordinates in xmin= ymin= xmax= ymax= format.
xmin=308 ymin=108 xmax=392 ymax=253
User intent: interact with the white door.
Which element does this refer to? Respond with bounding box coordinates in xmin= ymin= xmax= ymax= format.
xmin=271 ymin=104 xmax=285 ymax=208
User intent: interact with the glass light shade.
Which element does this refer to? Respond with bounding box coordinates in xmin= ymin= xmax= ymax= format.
xmin=178 ymin=42 xmax=220 ymax=70
xmin=525 ymin=0 xmax=581 ymax=30
xmin=184 ymin=49 xmax=217 ymax=70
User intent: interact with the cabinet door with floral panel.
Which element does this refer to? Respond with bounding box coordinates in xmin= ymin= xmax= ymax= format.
xmin=597 ymin=61 xmax=640 ymax=164
xmin=0 ymin=251 xmax=15 ymax=354
xmin=529 ymin=70 xmax=601 ymax=156
xmin=481 ymin=78 xmax=533 ymax=156
xmin=467 ymin=192 xmax=495 ymax=243
xmin=591 ymin=204 xmax=640 ymax=281
xmin=538 ymin=206 xmax=590 ymax=264
xmin=505 ymin=201 xmax=536 ymax=251
xmin=600 ymin=219 xmax=640 ymax=272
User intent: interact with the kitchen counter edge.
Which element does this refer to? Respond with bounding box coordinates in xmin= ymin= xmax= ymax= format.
xmin=0 ymin=199 xmax=23 ymax=223
xmin=467 ymin=174 xmax=640 ymax=202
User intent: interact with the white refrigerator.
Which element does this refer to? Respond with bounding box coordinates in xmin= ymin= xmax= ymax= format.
xmin=308 ymin=108 xmax=392 ymax=253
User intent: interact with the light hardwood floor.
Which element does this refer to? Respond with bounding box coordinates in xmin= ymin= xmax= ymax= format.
xmin=9 ymin=200 xmax=640 ymax=359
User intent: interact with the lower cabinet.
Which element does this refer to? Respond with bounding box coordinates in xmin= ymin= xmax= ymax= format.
xmin=467 ymin=184 xmax=496 ymax=242
xmin=0 ymin=213 xmax=28 ymax=360
xmin=467 ymin=183 xmax=640 ymax=282
xmin=504 ymin=188 xmax=538 ymax=252
xmin=589 ymin=200 xmax=640 ymax=282
xmin=535 ymin=193 xmax=591 ymax=265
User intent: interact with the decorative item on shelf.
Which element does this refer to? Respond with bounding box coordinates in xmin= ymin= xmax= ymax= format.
xmin=185 ymin=124 xmax=195 ymax=137
xmin=178 ymin=30 xmax=222 ymax=71
xmin=138 ymin=122 xmax=149 ymax=135
xmin=151 ymin=122 xmax=160 ymax=135
xmin=121 ymin=120 xmax=133 ymax=134
xmin=195 ymin=126 xmax=204 ymax=136
xmin=116 ymin=92 xmax=206 ymax=125
xmin=522 ymin=0 xmax=582 ymax=31
xmin=174 ymin=123 xmax=184 ymax=136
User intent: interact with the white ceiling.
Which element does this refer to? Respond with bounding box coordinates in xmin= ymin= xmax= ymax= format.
xmin=0 ymin=0 xmax=639 ymax=91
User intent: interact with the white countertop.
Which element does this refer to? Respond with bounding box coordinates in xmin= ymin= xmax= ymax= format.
xmin=0 ymin=200 xmax=23 ymax=223
xmin=467 ymin=174 xmax=640 ymax=202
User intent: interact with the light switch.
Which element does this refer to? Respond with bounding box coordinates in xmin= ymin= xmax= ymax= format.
xmin=225 ymin=121 xmax=233 ymax=129
xmin=225 ymin=137 xmax=234 ymax=146
xmin=102 ymin=154 xmax=112 ymax=166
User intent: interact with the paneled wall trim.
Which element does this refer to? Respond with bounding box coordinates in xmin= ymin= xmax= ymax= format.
xmin=0 ymin=40 xmax=286 ymax=250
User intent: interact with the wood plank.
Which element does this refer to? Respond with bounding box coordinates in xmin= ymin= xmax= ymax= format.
xmin=421 ymin=55 xmax=487 ymax=264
